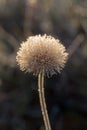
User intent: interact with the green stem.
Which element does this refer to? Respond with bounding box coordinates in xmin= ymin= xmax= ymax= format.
xmin=38 ymin=70 xmax=51 ymax=130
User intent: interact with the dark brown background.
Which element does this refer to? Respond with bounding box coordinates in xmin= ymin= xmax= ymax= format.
xmin=0 ymin=0 xmax=87 ymax=130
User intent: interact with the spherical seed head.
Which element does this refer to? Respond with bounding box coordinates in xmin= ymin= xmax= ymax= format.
xmin=16 ymin=34 xmax=68 ymax=77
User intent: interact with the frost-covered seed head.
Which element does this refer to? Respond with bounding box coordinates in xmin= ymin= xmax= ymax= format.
xmin=16 ymin=34 xmax=68 ymax=77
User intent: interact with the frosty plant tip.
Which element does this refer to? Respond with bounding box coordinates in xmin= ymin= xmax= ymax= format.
xmin=16 ymin=34 xmax=68 ymax=130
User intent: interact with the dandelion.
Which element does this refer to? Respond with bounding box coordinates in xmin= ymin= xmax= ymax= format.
xmin=16 ymin=34 xmax=68 ymax=130
xmin=16 ymin=34 xmax=68 ymax=77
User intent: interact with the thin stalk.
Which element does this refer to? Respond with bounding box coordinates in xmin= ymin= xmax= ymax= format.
xmin=38 ymin=70 xmax=51 ymax=130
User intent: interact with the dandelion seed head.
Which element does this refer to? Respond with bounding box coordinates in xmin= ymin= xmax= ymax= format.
xmin=16 ymin=34 xmax=68 ymax=77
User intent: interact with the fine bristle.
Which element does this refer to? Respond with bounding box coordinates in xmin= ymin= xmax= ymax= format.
xmin=16 ymin=34 xmax=68 ymax=77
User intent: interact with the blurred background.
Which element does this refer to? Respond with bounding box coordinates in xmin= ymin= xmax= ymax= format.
xmin=0 ymin=0 xmax=87 ymax=130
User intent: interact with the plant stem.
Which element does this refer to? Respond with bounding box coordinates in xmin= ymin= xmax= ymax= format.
xmin=38 ymin=70 xmax=51 ymax=130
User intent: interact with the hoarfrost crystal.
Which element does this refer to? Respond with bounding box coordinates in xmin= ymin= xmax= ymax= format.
xmin=16 ymin=34 xmax=68 ymax=77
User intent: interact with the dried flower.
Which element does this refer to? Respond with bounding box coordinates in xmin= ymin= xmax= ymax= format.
xmin=16 ymin=34 xmax=68 ymax=77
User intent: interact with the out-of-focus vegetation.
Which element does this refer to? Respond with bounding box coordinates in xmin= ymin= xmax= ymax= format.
xmin=0 ymin=0 xmax=87 ymax=130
